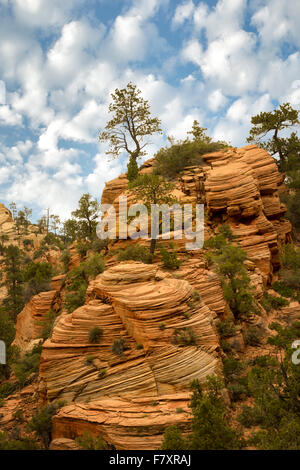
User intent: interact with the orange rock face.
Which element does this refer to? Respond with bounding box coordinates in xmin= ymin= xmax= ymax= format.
xmin=13 ymin=290 xmax=59 ymax=353
xmin=40 ymin=144 xmax=291 ymax=449
xmin=52 ymin=395 xmax=192 ymax=450
xmin=40 ymin=263 xmax=220 ymax=448
xmin=182 ymin=145 xmax=291 ymax=282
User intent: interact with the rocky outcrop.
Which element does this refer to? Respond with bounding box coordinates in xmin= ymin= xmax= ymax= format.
xmin=40 ymin=263 xmax=220 ymax=448
xmin=101 ymin=173 xmax=129 ymax=205
xmin=180 ymin=145 xmax=291 ymax=283
xmin=39 ymin=144 xmax=292 ymax=450
xmin=52 ymin=395 xmax=192 ymax=450
xmin=102 ymin=145 xmax=291 ymax=286
xmin=13 ymin=289 xmax=60 ymax=353
xmin=0 ymin=203 xmax=15 ymax=235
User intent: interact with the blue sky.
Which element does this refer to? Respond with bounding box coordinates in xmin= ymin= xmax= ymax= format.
xmin=0 ymin=0 xmax=299 ymax=221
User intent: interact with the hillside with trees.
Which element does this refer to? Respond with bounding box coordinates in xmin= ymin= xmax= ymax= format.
xmin=0 ymin=86 xmax=299 ymax=450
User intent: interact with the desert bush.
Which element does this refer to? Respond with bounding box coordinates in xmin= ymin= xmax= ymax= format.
xmin=173 ymin=327 xmax=196 ymax=346
xmin=154 ymin=140 xmax=227 ymax=178
xmin=91 ymin=238 xmax=108 ymax=253
xmin=83 ymin=254 xmax=105 ymax=278
xmin=205 ymin=225 xmax=257 ymax=318
xmin=112 ymin=338 xmax=126 ymax=355
xmin=227 ymin=379 xmax=248 ymax=402
xmin=0 ymin=382 xmax=18 ymax=399
xmin=261 ymin=292 xmax=289 ymax=313
xmin=60 ymin=250 xmax=71 ymax=273
xmin=64 ymin=256 xmax=105 ymax=313
xmin=75 ymin=430 xmax=108 ymax=450
xmin=161 ymin=425 xmax=187 ymax=450
xmin=88 ymin=326 xmax=103 ymax=343
xmin=271 ymin=281 xmax=293 ymax=298
xmin=76 ymin=241 xmax=90 ymax=259
xmin=0 ymin=432 xmax=39 ymax=450
xmin=23 ymin=239 xmax=34 ymax=250
xmin=39 ymin=309 xmax=57 ymax=340
xmin=27 ymin=401 xmax=64 ymax=449
xmin=117 ymin=244 xmax=152 ymax=264
xmin=160 ymin=245 xmax=181 ymax=269
xmin=222 ymin=357 xmax=244 ymax=380
xmin=13 ymin=344 xmax=42 ymax=386
xmin=22 ymin=261 xmax=53 ymax=302
xmin=85 ymin=355 xmax=94 ymax=365
xmin=216 ymin=319 xmax=236 ymax=338
xmin=65 ymin=284 xmax=87 ymax=313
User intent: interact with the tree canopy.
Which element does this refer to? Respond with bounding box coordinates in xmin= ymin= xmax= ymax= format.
xmin=247 ymin=102 xmax=300 ymax=167
xmin=99 ymin=82 xmax=162 ymax=161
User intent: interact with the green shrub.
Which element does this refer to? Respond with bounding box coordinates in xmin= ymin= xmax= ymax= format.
xmin=227 ymin=379 xmax=248 ymax=402
xmin=42 ymin=232 xmax=63 ymax=249
xmin=22 ymin=261 xmax=53 ymax=302
xmin=261 ymin=292 xmax=289 ymax=312
xmin=159 ymin=323 xmax=166 ymax=330
xmin=27 ymin=401 xmax=64 ymax=449
xmin=127 ymin=155 xmax=139 ymax=182
xmin=76 ymin=241 xmax=90 ymax=259
xmin=13 ymin=344 xmax=42 ymax=386
xmin=192 ymin=290 xmax=201 ymax=301
xmin=0 ymin=382 xmax=18 ymax=399
xmin=98 ymin=368 xmax=106 ymax=378
xmin=188 ymin=376 xmax=244 ymax=450
xmin=160 ymin=425 xmax=187 ymax=450
xmin=64 ymin=256 xmax=105 ymax=313
xmin=0 ymin=432 xmax=39 ymax=450
xmin=117 ymin=245 xmax=152 ymax=264
xmin=205 ymin=226 xmax=257 ymax=318
xmin=85 ymin=355 xmax=94 ymax=365
xmin=65 ymin=284 xmax=87 ymax=313
xmin=23 ymin=239 xmax=34 ymax=249
xmin=75 ymin=430 xmax=108 ymax=450
xmin=222 ymin=357 xmax=244 ymax=380
xmin=220 ymin=340 xmax=232 ymax=353
xmin=160 ymin=246 xmax=181 ymax=270
xmin=83 ymin=254 xmax=105 ymax=278
xmin=238 ymin=405 xmax=263 ymax=428
xmin=60 ymin=250 xmax=71 ymax=273
xmin=154 ymin=140 xmax=227 ymax=178
xmin=112 ymin=338 xmax=126 ymax=355
xmin=280 ymin=243 xmax=300 ymax=270
xmin=173 ymin=327 xmax=196 ymax=346
xmin=91 ymin=238 xmax=108 ymax=253
xmin=39 ymin=309 xmax=57 ymax=340
xmin=88 ymin=326 xmax=103 ymax=343
xmin=271 ymin=281 xmax=294 ymax=298
xmin=216 ymin=319 xmax=236 ymax=338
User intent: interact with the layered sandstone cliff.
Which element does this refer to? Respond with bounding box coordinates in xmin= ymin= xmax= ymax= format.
xmin=8 ymin=144 xmax=292 ymax=450
xmin=39 ymin=263 xmax=220 ymax=448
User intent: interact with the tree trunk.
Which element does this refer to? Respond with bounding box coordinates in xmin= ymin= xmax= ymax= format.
xmin=150 ymin=238 xmax=157 ymax=255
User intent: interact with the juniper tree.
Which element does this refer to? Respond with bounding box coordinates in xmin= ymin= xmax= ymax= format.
xmin=71 ymin=193 xmax=99 ymax=240
xmin=247 ymin=102 xmax=300 ymax=168
xmin=99 ymin=82 xmax=162 ymax=179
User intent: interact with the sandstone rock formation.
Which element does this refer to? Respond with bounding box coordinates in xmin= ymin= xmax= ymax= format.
xmin=13 ymin=288 xmax=61 ymax=353
xmin=0 ymin=203 xmax=14 ymax=235
xmin=28 ymin=144 xmax=292 ymax=449
xmin=40 ymin=262 xmax=220 ymax=448
xmin=102 ymin=145 xmax=291 ymax=285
